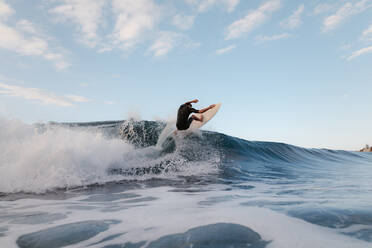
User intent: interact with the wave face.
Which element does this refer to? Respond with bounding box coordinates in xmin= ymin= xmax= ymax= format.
xmin=0 ymin=118 xmax=371 ymax=194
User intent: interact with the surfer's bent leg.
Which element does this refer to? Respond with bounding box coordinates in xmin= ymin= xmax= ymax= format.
xmin=191 ymin=114 xmax=203 ymax=122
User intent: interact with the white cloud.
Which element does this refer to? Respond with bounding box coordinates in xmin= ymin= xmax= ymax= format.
xmin=111 ymin=0 xmax=162 ymax=50
xmin=47 ymin=0 xmax=198 ymax=55
xmin=44 ymin=53 xmax=71 ymax=70
xmin=65 ymin=94 xmax=91 ymax=102
xmin=0 ymin=82 xmax=92 ymax=106
xmin=347 ymin=45 xmax=372 ymax=60
xmin=149 ymin=32 xmax=179 ymax=57
xmin=44 ymin=52 xmax=63 ymax=60
xmin=281 ymin=4 xmax=304 ymax=29
xmin=172 ymin=14 xmax=195 ymax=30
xmin=0 ymin=82 xmax=73 ymax=106
xmin=339 ymin=44 xmax=351 ymax=50
xmin=104 ymin=101 xmax=114 ymax=105
xmin=323 ymin=0 xmax=372 ymax=32
xmin=0 ymin=0 xmax=13 ymax=20
xmin=0 ymin=74 xmax=22 ymax=83
xmin=256 ymin=33 xmax=291 ymax=42
xmin=97 ymin=46 xmax=113 ymax=53
xmin=16 ymin=19 xmax=37 ymax=34
xmin=148 ymin=31 xmax=199 ymax=57
xmin=362 ymin=24 xmax=372 ymax=42
xmin=0 ymin=2 xmax=69 ymax=70
xmin=50 ymin=0 xmax=105 ymax=48
xmin=0 ymin=89 xmax=10 ymax=94
xmin=54 ymin=61 xmax=71 ymax=70
xmin=0 ymin=22 xmax=69 ymax=70
xmin=216 ymin=44 xmax=236 ymax=55
xmin=313 ymin=3 xmax=334 ymax=15
xmin=0 ymin=22 xmax=48 ymax=55
xmin=225 ymin=0 xmax=281 ymax=40
xmin=186 ymin=0 xmax=240 ymax=13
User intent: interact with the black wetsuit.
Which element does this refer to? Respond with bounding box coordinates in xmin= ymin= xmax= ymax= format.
xmin=176 ymin=104 xmax=199 ymax=130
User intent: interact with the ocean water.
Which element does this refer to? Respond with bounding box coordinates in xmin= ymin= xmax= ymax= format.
xmin=1 ymin=118 xmax=372 ymax=248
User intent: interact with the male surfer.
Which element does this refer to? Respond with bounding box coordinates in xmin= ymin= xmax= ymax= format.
xmin=176 ymin=99 xmax=215 ymax=131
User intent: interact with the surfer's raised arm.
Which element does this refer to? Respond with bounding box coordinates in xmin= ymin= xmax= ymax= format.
xmin=185 ymin=99 xmax=198 ymax=105
xmin=198 ymin=104 xmax=216 ymax=113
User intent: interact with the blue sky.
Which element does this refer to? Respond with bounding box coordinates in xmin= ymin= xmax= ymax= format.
xmin=0 ymin=0 xmax=371 ymax=150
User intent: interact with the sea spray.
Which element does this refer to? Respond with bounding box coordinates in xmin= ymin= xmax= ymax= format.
xmin=0 ymin=118 xmax=219 ymax=193
xmin=0 ymin=118 xmax=132 ymax=193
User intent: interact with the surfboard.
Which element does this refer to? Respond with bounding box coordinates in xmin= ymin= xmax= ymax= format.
xmin=188 ymin=103 xmax=221 ymax=130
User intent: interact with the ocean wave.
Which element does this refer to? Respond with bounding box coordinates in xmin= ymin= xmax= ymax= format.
xmin=0 ymin=118 xmax=371 ymax=193
xmin=0 ymin=119 xmax=219 ymax=193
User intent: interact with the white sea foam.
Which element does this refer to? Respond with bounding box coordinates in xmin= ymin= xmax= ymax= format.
xmin=1 ymin=186 xmax=371 ymax=248
xmin=0 ymin=118 xmax=135 ymax=193
xmin=0 ymin=118 xmax=218 ymax=193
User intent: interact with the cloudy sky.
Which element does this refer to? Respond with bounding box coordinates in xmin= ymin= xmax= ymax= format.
xmin=0 ymin=0 xmax=371 ymax=150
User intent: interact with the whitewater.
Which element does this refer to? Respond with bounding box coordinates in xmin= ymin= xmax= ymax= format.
xmin=1 ymin=117 xmax=372 ymax=248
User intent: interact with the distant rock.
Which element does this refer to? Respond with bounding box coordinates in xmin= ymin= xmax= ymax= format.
xmin=360 ymin=145 xmax=372 ymax=152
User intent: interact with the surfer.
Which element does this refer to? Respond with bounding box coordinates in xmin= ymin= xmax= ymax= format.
xmin=176 ymin=99 xmax=216 ymax=131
